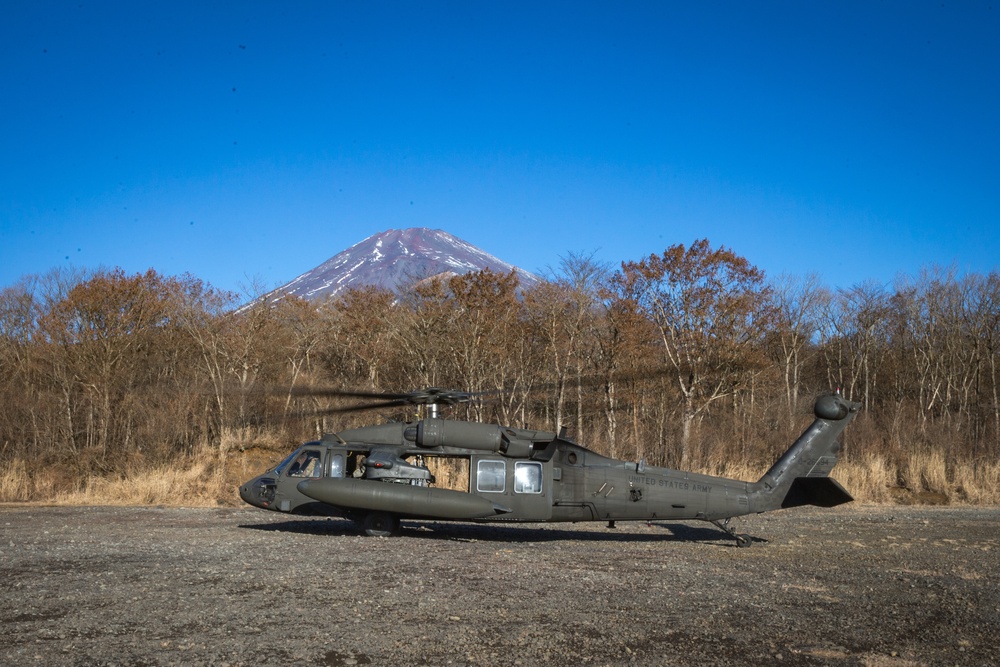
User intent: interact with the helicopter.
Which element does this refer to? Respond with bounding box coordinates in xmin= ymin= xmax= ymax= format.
xmin=239 ymin=387 xmax=860 ymax=547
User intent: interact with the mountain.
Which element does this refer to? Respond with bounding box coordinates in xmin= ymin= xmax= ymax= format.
xmin=269 ymin=228 xmax=542 ymax=302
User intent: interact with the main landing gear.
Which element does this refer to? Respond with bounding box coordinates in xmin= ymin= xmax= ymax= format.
xmin=710 ymin=518 xmax=753 ymax=548
xmin=361 ymin=511 xmax=400 ymax=537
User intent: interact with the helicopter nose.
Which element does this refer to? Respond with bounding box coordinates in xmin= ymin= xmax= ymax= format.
xmin=239 ymin=482 xmax=261 ymax=507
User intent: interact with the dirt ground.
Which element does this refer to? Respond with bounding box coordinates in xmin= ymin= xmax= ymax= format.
xmin=1 ymin=504 xmax=998 ymax=666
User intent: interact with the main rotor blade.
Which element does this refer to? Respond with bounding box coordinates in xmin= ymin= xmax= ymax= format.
xmin=283 ymin=388 xmax=491 ymax=422
xmin=288 ymin=386 xmax=500 ymax=408
xmin=288 ymin=387 xmax=416 ymax=400
xmin=313 ymin=399 xmax=415 ymax=414
xmin=503 ymin=367 xmax=675 ymax=399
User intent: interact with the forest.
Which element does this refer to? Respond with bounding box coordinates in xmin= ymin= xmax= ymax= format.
xmin=2 ymin=239 xmax=999 ymax=505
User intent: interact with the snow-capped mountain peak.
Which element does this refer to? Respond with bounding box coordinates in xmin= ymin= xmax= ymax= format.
xmin=271 ymin=228 xmax=540 ymax=302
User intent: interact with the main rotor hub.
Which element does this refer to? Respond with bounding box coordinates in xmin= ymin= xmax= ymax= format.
xmin=406 ymin=388 xmax=474 ymax=406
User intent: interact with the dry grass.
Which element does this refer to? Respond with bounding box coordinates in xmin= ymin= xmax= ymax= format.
xmin=0 ymin=457 xmax=32 ymax=502
xmin=710 ymin=460 xmax=767 ymax=486
xmin=0 ymin=422 xmax=300 ymax=506
xmin=51 ymin=460 xmax=232 ymax=507
xmin=427 ymin=456 xmax=470 ymax=491
xmin=837 ymin=454 xmax=897 ymax=504
xmin=0 ymin=437 xmax=284 ymax=507
xmin=836 ymin=450 xmax=1000 ymax=505
xmin=951 ymin=459 xmax=1000 ymax=504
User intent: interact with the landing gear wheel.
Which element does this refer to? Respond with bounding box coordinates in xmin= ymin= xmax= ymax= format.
xmin=362 ymin=511 xmax=399 ymax=537
xmin=710 ymin=518 xmax=756 ymax=548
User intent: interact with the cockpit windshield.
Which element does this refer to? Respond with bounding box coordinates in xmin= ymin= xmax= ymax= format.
xmin=272 ymin=451 xmax=299 ymax=477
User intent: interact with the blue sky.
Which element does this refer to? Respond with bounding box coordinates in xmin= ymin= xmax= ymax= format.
xmin=2 ymin=1 xmax=997 ymax=296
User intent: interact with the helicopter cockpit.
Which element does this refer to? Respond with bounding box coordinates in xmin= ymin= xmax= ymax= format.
xmin=239 ymin=441 xmax=439 ymax=514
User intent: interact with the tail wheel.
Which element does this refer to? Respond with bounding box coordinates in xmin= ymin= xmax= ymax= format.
xmin=710 ymin=518 xmax=756 ymax=548
xmin=362 ymin=511 xmax=400 ymax=537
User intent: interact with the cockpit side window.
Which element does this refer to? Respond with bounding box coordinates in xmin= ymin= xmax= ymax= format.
xmin=287 ymin=450 xmax=323 ymax=478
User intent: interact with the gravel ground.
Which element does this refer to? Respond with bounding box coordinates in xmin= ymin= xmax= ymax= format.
xmin=1 ymin=504 xmax=998 ymax=666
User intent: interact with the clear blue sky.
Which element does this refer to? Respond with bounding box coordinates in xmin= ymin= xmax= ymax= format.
xmin=2 ymin=1 xmax=997 ymax=296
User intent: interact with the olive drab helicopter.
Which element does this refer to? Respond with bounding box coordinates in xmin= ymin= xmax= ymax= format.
xmin=239 ymin=387 xmax=860 ymax=547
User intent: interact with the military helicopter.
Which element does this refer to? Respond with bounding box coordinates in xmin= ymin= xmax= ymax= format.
xmin=239 ymin=387 xmax=860 ymax=546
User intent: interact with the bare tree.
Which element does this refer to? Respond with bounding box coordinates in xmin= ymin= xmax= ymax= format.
xmin=524 ymin=252 xmax=608 ymax=432
xmin=445 ymin=269 xmax=523 ymax=422
xmin=769 ymin=272 xmax=829 ymax=417
xmin=973 ymin=272 xmax=1000 ymax=454
xmin=174 ymin=276 xmax=241 ymax=449
xmin=612 ymin=239 xmax=775 ymax=467
xmin=820 ymin=281 xmax=891 ymax=412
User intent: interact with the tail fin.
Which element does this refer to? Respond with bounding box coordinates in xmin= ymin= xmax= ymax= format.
xmin=751 ymin=393 xmax=860 ymax=512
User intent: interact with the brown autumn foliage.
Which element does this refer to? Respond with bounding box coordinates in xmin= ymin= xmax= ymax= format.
xmin=1 ymin=244 xmax=999 ymax=505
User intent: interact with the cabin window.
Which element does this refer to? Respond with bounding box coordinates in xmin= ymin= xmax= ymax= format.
xmin=329 ymin=453 xmax=345 ymax=478
xmin=514 ymin=461 xmax=543 ymax=494
xmin=476 ymin=460 xmax=506 ymax=493
xmin=287 ymin=450 xmax=323 ymax=478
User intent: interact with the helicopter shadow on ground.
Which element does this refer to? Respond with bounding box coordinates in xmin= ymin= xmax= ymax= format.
xmin=239 ymin=516 xmax=361 ymax=537
xmin=239 ymin=516 xmax=763 ymax=547
xmin=407 ymin=521 xmax=765 ymax=547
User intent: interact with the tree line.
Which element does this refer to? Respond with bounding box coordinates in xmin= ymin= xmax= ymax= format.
xmin=1 ymin=240 xmax=998 ymax=501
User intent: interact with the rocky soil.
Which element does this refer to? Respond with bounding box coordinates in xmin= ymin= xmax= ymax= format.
xmin=1 ymin=504 xmax=998 ymax=666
